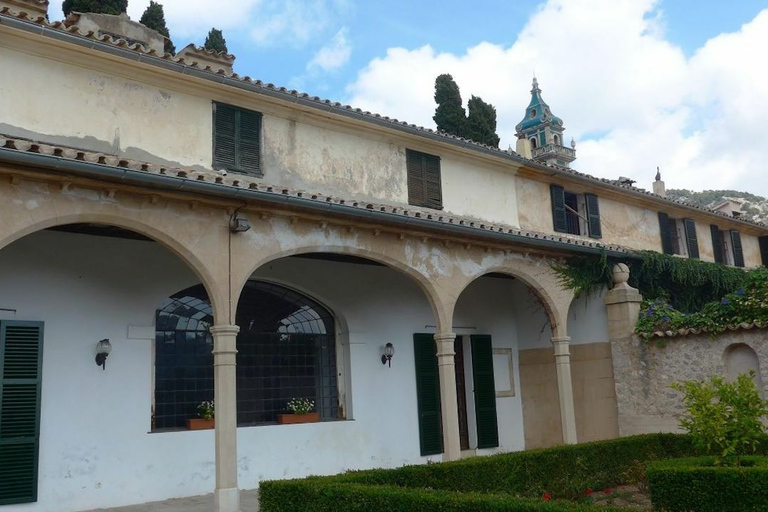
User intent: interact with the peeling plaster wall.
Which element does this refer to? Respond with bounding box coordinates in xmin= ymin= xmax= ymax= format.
xmin=441 ymin=158 xmax=519 ymax=226
xmin=0 ymin=47 xmax=212 ymax=169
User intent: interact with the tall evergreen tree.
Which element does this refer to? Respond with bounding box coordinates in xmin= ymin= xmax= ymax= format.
xmin=466 ymin=95 xmax=500 ymax=147
xmin=139 ymin=1 xmax=175 ymax=54
xmin=204 ymin=28 xmax=228 ymax=54
xmin=433 ymin=74 xmax=466 ymax=138
xmin=62 ymin=0 xmax=127 ymax=17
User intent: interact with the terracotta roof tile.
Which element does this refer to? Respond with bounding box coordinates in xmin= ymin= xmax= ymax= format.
xmin=651 ymin=321 xmax=768 ymax=339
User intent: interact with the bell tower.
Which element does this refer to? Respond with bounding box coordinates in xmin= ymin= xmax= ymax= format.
xmin=515 ymin=77 xmax=576 ymax=167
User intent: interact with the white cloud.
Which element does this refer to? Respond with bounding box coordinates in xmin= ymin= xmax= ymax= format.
xmin=345 ymin=0 xmax=768 ymax=195
xmin=307 ymin=28 xmax=352 ymax=73
xmin=250 ymin=0 xmax=351 ymax=47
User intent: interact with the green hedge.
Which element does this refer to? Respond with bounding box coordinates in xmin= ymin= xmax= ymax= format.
xmin=647 ymin=456 xmax=768 ymax=512
xmin=259 ymin=481 xmax=625 ymax=512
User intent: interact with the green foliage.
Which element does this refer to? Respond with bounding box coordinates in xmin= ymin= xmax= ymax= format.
xmin=635 ymin=267 xmax=768 ymax=339
xmin=551 ymin=252 xmax=612 ymax=299
xmin=647 ymin=456 xmax=768 ymax=512
xmin=204 ymin=28 xmax=228 ymax=54
xmin=62 ymin=0 xmax=127 ymax=17
xmin=433 ymin=74 xmax=467 ymax=138
xmin=672 ymin=374 xmax=768 ymax=464
xmin=139 ymin=1 xmax=175 ymax=54
xmin=667 ymin=188 xmax=766 ymax=207
xmin=466 ymin=95 xmax=500 ymax=147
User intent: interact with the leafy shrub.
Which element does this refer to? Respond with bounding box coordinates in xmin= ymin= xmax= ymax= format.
xmin=647 ymin=456 xmax=768 ymax=512
xmin=672 ymin=373 xmax=768 ymax=465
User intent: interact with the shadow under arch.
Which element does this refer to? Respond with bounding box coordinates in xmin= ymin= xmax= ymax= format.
xmin=451 ymin=267 xmax=565 ymax=339
xmin=0 ymin=214 xmax=223 ymax=323
xmin=234 ymin=246 xmax=449 ymax=330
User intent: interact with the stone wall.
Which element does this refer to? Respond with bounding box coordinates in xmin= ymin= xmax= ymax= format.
xmin=611 ymin=329 xmax=768 ymax=436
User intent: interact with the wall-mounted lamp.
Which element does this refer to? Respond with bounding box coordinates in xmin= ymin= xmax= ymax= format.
xmin=381 ymin=343 xmax=395 ymax=367
xmin=229 ymin=212 xmax=251 ymax=233
xmin=95 ymin=339 xmax=112 ymax=370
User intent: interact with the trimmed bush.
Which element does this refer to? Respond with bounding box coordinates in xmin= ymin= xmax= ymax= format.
xmin=647 ymin=456 xmax=768 ymax=512
xmin=259 ymin=481 xmax=626 ymax=512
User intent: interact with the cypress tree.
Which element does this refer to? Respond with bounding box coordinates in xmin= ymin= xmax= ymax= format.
xmin=139 ymin=1 xmax=175 ymax=54
xmin=466 ymin=95 xmax=500 ymax=147
xmin=204 ymin=28 xmax=228 ymax=54
xmin=62 ymin=0 xmax=128 ymax=17
xmin=433 ymin=74 xmax=466 ymax=138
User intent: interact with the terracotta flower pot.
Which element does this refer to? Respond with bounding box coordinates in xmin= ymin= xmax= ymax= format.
xmin=187 ymin=418 xmax=215 ymax=430
xmin=277 ymin=412 xmax=320 ymax=425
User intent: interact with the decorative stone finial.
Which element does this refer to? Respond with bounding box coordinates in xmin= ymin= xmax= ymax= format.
xmin=612 ymin=263 xmax=630 ymax=285
xmin=532 ymin=76 xmax=539 ymax=90
xmin=571 ymin=137 xmax=576 ymax=149
xmin=655 ymin=166 xmax=661 ymax=182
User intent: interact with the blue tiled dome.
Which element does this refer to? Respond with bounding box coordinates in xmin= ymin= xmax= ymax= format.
xmin=515 ymin=78 xmax=563 ymax=133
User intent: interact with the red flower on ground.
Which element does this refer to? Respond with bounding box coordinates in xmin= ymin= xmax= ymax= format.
xmin=543 ymin=493 xmax=551 ymax=501
xmin=603 ymin=488 xmax=612 ymax=495
xmin=584 ymin=488 xmax=593 ymax=495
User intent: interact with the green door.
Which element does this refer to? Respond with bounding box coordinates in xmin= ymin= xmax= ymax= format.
xmin=471 ymin=335 xmax=499 ymax=449
xmin=0 ymin=321 xmax=44 ymax=505
xmin=413 ymin=333 xmax=442 ymax=456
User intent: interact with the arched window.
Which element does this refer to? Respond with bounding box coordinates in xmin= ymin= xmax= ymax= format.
xmin=529 ymin=137 xmax=537 ymax=149
xmin=154 ymin=281 xmax=338 ymax=430
xmin=554 ymin=135 xmax=560 ymax=146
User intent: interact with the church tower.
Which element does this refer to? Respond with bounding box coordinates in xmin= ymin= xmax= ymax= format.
xmin=515 ymin=77 xmax=576 ymax=168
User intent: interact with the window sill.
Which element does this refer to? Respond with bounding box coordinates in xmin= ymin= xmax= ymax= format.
xmin=148 ymin=418 xmax=352 ymax=434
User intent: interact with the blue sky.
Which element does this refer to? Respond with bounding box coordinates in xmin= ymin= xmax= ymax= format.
xmin=48 ymin=0 xmax=768 ymax=195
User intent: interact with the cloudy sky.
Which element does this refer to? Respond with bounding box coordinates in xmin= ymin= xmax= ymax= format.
xmin=49 ymin=0 xmax=768 ymax=195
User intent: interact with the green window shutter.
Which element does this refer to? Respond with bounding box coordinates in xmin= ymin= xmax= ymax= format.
xmin=584 ymin=193 xmax=602 ymax=239
xmin=470 ymin=335 xmax=498 ymax=449
xmin=213 ymin=102 xmax=237 ymax=172
xmin=0 ymin=321 xmax=44 ymax=505
xmin=213 ymin=102 xmax=263 ymax=176
xmin=413 ymin=333 xmax=442 ymax=456
xmin=710 ymin=225 xmax=724 ymax=264
xmin=759 ymin=236 xmax=768 ymax=267
xmin=406 ymin=150 xmax=442 ymax=210
xmin=682 ymin=218 xmax=699 ymax=259
xmin=658 ymin=212 xmax=673 ymax=255
xmin=237 ymin=109 xmax=263 ymax=176
xmin=550 ymin=184 xmax=567 ymax=233
xmin=730 ymin=230 xmax=745 ymax=268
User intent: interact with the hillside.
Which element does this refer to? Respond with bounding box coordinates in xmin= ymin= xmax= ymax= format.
xmin=667 ymin=189 xmax=768 ymax=224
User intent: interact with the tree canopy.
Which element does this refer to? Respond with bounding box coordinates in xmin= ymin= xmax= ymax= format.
xmin=433 ymin=74 xmax=499 ymax=147
xmin=204 ymin=28 xmax=228 ymax=54
xmin=139 ymin=1 xmax=175 ymax=54
xmin=62 ymin=0 xmax=127 ymax=17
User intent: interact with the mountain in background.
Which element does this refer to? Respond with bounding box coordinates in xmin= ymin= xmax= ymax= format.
xmin=667 ymin=189 xmax=768 ymax=224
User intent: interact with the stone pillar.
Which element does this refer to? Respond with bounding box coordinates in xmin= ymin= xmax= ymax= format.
xmin=210 ymin=324 xmax=241 ymax=512
xmin=434 ymin=332 xmax=461 ymax=461
xmin=603 ymin=263 xmax=643 ymax=340
xmin=551 ymin=336 xmax=578 ymax=444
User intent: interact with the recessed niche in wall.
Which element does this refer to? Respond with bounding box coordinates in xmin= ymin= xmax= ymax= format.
xmin=724 ymin=343 xmax=763 ymax=391
xmin=493 ymin=348 xmax=515 ymax=397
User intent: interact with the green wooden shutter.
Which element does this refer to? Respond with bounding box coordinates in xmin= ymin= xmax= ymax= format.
xmin=237 ymin=109 xmax=263 ymax=176
xmin=710 ymin=225 xmax=724 ymax=264
xmin=0 ymin=321 xmax=44 ymax=505
xmin=683 ymin=218 xmax=699 ymax=259
xmin=212 ymin=102 xmax=237 ymax=172
xmin=470 ymin=335 xmax=498 ymax=449
xmin=406 ymin=150 xmax=426 ymax=206
xmin=584 ymin=193 xmax=602 ymax=239
xmin=658 ymin=212 xmax=673 ymax=255
xmin=413 ymin=333 xmax=442 ymax=456
xmin=550 ymin=184 xmax=567 ymax=233
xmin=423 ymin=154 xmax=443 ymax=209
xmin=406 ymin=150 xmax=442 ymax=210
xmin=759 ymin=236 xmax=768 ymax=267
xmin=730 ymin=230 xmax=745 ymax=268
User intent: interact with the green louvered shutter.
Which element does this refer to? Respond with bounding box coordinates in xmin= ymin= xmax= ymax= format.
xmin=213 ymin=102 xmax=237 ymax=172
xmin=550 ymin=184 xmax=567 ymax=233
xmin=470 ymin=335 xmax=498 ymax=449
xmin=413 ymin=333 xmax=442 ymax=456
xmin=406 ymin=150 xmax=442 ymax=210
xmin=0 ymin=321 xmax=44 ymax=505
xmin=238 ymin=108 xmax=262 ymax=176
xmin=759 ymin=236 xmax=768 ymax=267
xmin=213 ymin=102 xmax=263 ymax=176
xmin=731 ymin=230 xmax=745 ymax=268
xmin=683 ymin=218 xmax=699 ymax=259
xmin=710 ymin=225 xmax=724 ymax=264
xmin=584 ymin=193 xmax=602 ymax=239
xmin=658 ymin=212 xmax=673 ymax=255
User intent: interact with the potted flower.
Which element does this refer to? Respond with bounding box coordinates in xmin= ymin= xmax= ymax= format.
xmin=187 ymin=400 xmax=215 ymax=430
xmin=277 ymin=398 xmax=319 ymax=425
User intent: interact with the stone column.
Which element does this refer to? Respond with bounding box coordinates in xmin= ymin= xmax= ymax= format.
xmin=603 ymin=263 xmax=643 ymax=340
xmin=551 ymin=335 xmax=578 ymax=444
xmin=210 ymin=324 xmax=241 ymax=512
xmin=434 ymin=332 xmax=461 ymax=461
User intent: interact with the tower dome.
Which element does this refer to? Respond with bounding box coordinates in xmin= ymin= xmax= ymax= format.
xmin=515 ymin=77 xmax=575 ymax=167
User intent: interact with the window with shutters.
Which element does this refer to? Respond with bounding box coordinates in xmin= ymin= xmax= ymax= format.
xmin=550 ymin=184 xmax=601 ymax=238
xmin=658 ymin=213 xmax=699 ymax=258
xmin=212 ymin=102 xmax=263 ymax=176
xmin=406 ymin=149 xmax=443 ymax=210
xmin=710 ymin=226 xmax=745 ymax=267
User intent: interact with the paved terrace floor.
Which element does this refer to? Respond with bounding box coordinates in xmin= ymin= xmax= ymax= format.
xmin=85 ymin=490 xmax=261 ymax=512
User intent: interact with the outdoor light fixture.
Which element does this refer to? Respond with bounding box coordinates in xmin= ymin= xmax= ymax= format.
xmin=381 ymin=343 xmax=395 ymax=367
xmin=95 ymin=339 xmax=112 ymax=370
xmin=229 ymin=212 xmax=251 ymax=233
